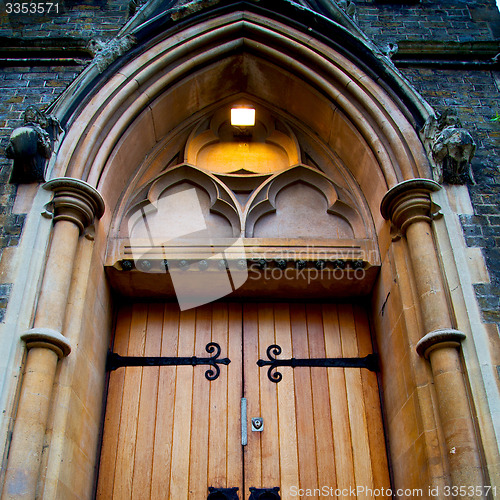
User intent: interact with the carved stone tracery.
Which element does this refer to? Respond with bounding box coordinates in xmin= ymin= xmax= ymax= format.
xmin=244 ymin=164 xmax=365 ymax=238
xmin=105 ymin=104 xmax=380 ymax=298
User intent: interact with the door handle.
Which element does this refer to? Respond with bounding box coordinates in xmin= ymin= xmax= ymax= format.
xmin=242 ymin=398 xmax=264 ymax=446
xmin=241 ymin=398 xmax=247 ymax=446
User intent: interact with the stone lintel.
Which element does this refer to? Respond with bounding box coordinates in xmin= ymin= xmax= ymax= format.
xmin=416 ymin=328 xmax=466 ymax=359
xmin=380 ymin=178 xmax=441 ymax=234
xmin=21 ymin=327 xmax=72 ymax=358
xmin=44 ymin=177 xmax=105 ymax=233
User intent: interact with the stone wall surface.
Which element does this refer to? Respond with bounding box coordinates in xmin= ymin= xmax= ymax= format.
xmin=0 ymin=0 xmax=123 ymax=320
xmin=0 ymin=0 xmax=128 ymax=38
xmin=0 ymin=0 xmax=499 ymax=332
xmin=357 ymin=0 xmax=500 ymax=329
xmin=400 ymin=66 xmax=500 ymax=325
xmin=0 ymin=64 xmax=84 ymax=320
xmin=356 ymin=0 xmax=500 ymax=45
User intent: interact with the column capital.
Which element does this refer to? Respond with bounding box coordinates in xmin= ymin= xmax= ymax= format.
xmin=380 ymin=178 xmax=441 ymax=234
xmin=44 ymin=177 xmax=105 ymax=234
xmin=416 ymin=328 xmax=466 ymax=359
xmin=21 ymin=327 xmax=72 ymax=359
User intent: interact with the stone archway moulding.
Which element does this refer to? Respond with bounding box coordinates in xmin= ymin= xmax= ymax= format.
xmin=2 ymin=5 xmax=491 ymax=500
xmin=48 ymin=11 xmax=431 ymax=210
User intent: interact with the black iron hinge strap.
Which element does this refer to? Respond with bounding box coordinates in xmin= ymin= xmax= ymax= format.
xmin=107 ymin=342 xmax=230 ymax=381
xmin=257 ymin=344 xmax=379 ymax=383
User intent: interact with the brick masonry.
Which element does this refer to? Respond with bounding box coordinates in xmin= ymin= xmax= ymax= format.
xmin=356 ymin=0 xmax=500 ymax=330
xmin=0 ymin=0 xmax=499 ymax=329
xmin=0 ymin=0 xmax=128 ymax=39
xmin=0 ymin=64 xmax=85 ymax=321
xmin=356 ymin=0 xmax=500 ymax=47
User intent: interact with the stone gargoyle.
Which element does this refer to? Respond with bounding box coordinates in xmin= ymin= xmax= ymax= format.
xmin=6 ymin=106 xmax=62 ymax=184
xmin=421 ymin=108 xmax=476 ymax=185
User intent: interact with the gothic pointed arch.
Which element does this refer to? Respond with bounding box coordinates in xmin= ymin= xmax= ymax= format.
xmin=244 ymin=164 xmax=367 ymax=239
xmin=122 ymin=164 xmax=242 ymax=242
xmin=44 ymin=0 xmax=434 ymax=232
xmin=15 ymin=2 xmax=480 ymax=497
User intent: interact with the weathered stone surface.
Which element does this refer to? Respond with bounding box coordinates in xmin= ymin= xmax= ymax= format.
xmin=0 ymin=1 xmax=497 ymax=337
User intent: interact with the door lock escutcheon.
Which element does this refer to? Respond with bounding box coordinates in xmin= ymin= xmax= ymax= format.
xmin=251 ymin=417 xmax=264 ymax=432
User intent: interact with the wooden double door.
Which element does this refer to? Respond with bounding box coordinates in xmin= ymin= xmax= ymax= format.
xmin=96 ymin=302 xmax=390 ymax=499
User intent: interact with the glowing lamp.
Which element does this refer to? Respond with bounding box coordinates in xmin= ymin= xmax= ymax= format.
xmin=231 ymin=107 xmax=255 ymax=127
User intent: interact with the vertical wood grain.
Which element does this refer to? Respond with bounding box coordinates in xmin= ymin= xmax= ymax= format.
xmin=131 ymin=304 xmax=163 ymax=498
xmin=306 ymin=303 xmax=336 ymax=489
xmin=169 ymin=309 xmax=196 ymax=498
xmin=290 ymin=304 xmax=318 ymax=492
xmin=339 ymin=304 xmax=374 ymax=498
xmin=151 ymin=304 xmax=179 ymax=500
xmin=322 ymin=304 xmax=356 ymax=490
xmin=258 ymin=304 xmax=280 ymax=488
xmin=243 ymin=303 xmax=262 ymax=491
xmin=95 ymin=305 xmax=132 ymax=499
xmin=226 ymin=303 xmax=243 ymax=493
xmin=98 ymin=301 xmax=390 ymax=500
xmin=274 ymin=303 xmax=300 ymax=497
xmin=112 ymin=303 xmax=148 ymax=499
xmin=354 ymin=304 xmax=391 ymax=496
xmin=188 ymin=306 xmax=212 ymax=497
xmin=208 ymin=303 xmax=229 ymax=489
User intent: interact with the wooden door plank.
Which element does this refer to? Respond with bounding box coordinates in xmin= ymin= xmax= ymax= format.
xmin=188 ymin=305 xmax=213 ymax=498
xmin=99 ymin=300 xmax=390 ymax=500
xmin=169 ymin=309 xmax=196 ymax=499
xmin=306 ymin=304 xmax=336 ymax=489
xmin=290 ymin=304 xmax=318 ymax=492
xmin=208 ymin=303 xmax=229 ymax=488
xmin=226 ymin=303 xmax=243 ymax=494
xmin=151 ymin=304 xmax=179 ymax=500
xmin=243 ymin=303 xmax=262 ymax=491
xmin=274 ymin=303 xmax=299 ymax=497
xmin=322 ymin=304 xmax=355 ymax=490
xmin=113 ymin=303 xmax=148 ymax=499
xmin=339 ymin=304 xmax=374 ymax=498
xmin=354 ymin=304 xmax=391 ymax=496
xmin=258 ymin=304 xmax=280 ymax=488
xmin=96 ymin=305 xmax=132 ymax=499
xmin=132 ymin=304 xmax=163 ymax=499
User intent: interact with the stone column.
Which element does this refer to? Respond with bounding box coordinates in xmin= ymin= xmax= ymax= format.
xmin=381 ymin=179 xmax=484 ymax=494
xmin=1 ymin=178 xmax=104 ymax=500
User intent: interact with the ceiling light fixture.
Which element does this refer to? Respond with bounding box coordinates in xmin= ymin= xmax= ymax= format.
xmin=231 ymin=107 xmax=256 ymax=127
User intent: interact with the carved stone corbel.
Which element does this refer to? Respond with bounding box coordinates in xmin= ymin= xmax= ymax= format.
xmin=336 ymin=0 xmax=356 ymax=20
xmin=6 ymin=105 xmax=62 ymax=184
xmin=421 ymin=108 xmax=476 ymax=185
